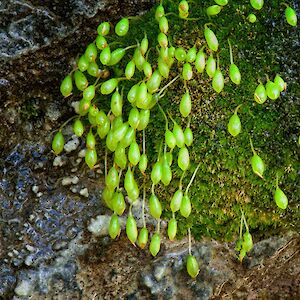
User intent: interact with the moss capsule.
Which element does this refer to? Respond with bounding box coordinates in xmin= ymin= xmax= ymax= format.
xmin=52 ymin=131 xmax=65 ymax=155
xmin=186 ymin=46 xmax=197 ymax=63
xmin=254 ymin=83 xmax=267 ymax=104
xmin=168 ymin=218 xmax=177 ymax=241
xmin=139 ymin=153 xmax=148 ymax=173
xmin=143 ymin=61 xmax=153 ymax=79
xmin=140 ymin=34 xmax=149 ymax=56
xmin=285 ymin=7 xmax=297 ymax=26
xmin=242 ymin=231 xmax=253 ymax=252
xmin=73 ymin=119 xmax=84 ymax=137
xmin=108 ymin=214 xmax=120 ymax=239
xmin=115 ymin=18 xmax=129 ymax=36
xmin=228 ymin=106 xmax=242 ymax=137
xmin=155 ymin=4 xmax=165 ymax=21
xmin=102 ymin=186 xmax=114 ymax=210
xmin=147 ymin=70 xmax=162 ymax=93
xmin=206 ymin=5 xmax=222 ymax=16
xmin=120 ymin=126 xmax=135 ymax=148
xmin=86 ymin=130 xmax=96 ymax=149
xmin=175 ymin=47 xmax=186 ymax=62
xmin=179 ymin=0 xmax=189 ymax=13
xmin=149 ymin=193 xmax=162 ymax=219
xmin=60 ymin=75 xmax=73 ymax=97
xmin=186 ymin=255 xmax=199 ymax=278
xmin=87 ymin=62 xmax=100 ymax=77
xmin=138 ymin=227 xmax=148 ymax=249
xmin=204 ymin=25 xmax=218 ymax=52
xmin=79 ymin=98 xmax=91 ymax=116
xmin=125 ymin=60 xmax=136 ymax=80
xmin=100 ymin=46 xmax=111 ymax=65
xmin=178 ymin=147 xmax=190 ymax=171
xmin=95 ymin=35 xmax=108 ymax=50
xmin=212 ymin=69 xmax=224 ymax=93
xmin=184 ymin=127 xmax=193 ymax=146
xmin=112 ymin=192 xmax=126 ymax=216
xmin=266 ymin=80 xmax=280 ymax=100
xmin=158 ymin=57 xmax=170 ymax=79
xmin=78 ymin=55 xmax=89 ymax=72
xmin=158 ymin=32 xmax=168 ymax=48
xmin=85 ymin=148 xmax=97 ymax=169
xmin=150 ymin=233 xmax=160 ymax=257
xmin=170 ymin=189 xmax=183 ymax=212
xmin=195 ymin=49 xmax=206 ymax=73
xmin=274 ymin=74 xmax=285 ymax=92
xmin=165 ymin=130 xmax=176 ymax=150
xmin=206 ymin=54 xmax=216 ymax=78
xmin=229 ymin=64 xmax=241 ymax=85
xmin=161 ymin=156 xmax=172 ymax=186
xmin=182 ymin=63 xmax=193 ymax=81
xmin=97 ymin=21 xmax=110 ymax=36
xmin=250 ymin=0 xmax=264 ymax=10
xmin=111 ymin=90 xmax=123 ymax=117
xmin=126 ymin=214 xmax=138 ymax=245
xmin=124 ymin=166 xmax=135 ymax=193
xmin=151 ymin=161 xmax=162 ymax=185
xmin=97 ymin=119 xmax=110 ymax=139
xmin=274 ymin=187 xmax=288 ymax=209
xmin=83 ymin=85 xmax=95 ymax=101
xmin=137 ymin=109 xmax=150 ymax=131
xmin=85 ymin=43 xmax=97 ymax=62
xmin=114 ymin=144 xmax=127 ymax=170
xmin=214 ymin=0 xmax=228 ymax=5
xmin=247 ymin=13 xmax=257 ymax=23
xmin=251 ymin=154 xmax=265 ymax=178
xmin=133 ymin=48 xmax=145 ymax=71
xmin=173 ymin=121 xmax=185 ymax=148
xmin=128 ymin=141 xmax=141 ymax=166
xmin=74 ymin=70 xmax=88 ymax=91
xmin=159 ymin=16 xmax=169 ymax=34
xmin=101 ymin=78 xmax=118 ymax=95
xmin=180 ymin=194 xmax=191 ymax=218
xmin=106 ymin=166 xmax=119 ymax=190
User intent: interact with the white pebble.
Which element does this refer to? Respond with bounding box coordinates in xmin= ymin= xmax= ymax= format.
xmin=64 ymin=136 xmax=79 ymax=153
xmin=79 ymin=187 xmax=89 ymax=197
xmin=71 ymin=101 xmax=80 ymax=114
xmin=71 ymin=176 xmax=79 ymax=184
xmin=15 ymin=280 xmax=34 ymax=297
xmin=32 ymin=185 xmax=39 ymax=194
xmin=53 ymin=156 xmax=64 ymax=167
xmin=78 ymin=149 xmax=86 ymax=158
xmin=62 ymin=177 xmax=72 ymax=186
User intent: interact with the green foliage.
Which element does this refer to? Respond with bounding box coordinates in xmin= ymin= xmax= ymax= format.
xmin=53 ymin=0 xmax=299 ymax=278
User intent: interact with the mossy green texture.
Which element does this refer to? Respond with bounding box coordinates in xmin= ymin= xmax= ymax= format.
xmin=57 ymin=0 xmax=299 ymax=243
xmin=122 ymin=0 xmax=299 ymax=241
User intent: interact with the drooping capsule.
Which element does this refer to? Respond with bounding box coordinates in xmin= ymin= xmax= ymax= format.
xmin=138 ymin=227 xmax=148 ymax=249
xmin=204 ymin=25 xmax=218 ymax=52
xmin=250 ymin=0 xmax=264 ymax=10
xmin=228 ymin=105 xmax=242 ymax=137
xmin=186 ymin=255 xmax=199 ymax=278
xmin=285 ymin=6 xmax=297 ymax=26
xmin=60 ymin=75 xmax=73 ymax=97
xmin=167 ymin=218 xmax=177 ymax=241
xmin=52 ymin=131 xmax=65 ymax=155
xmin=180 ymin=194 xmax=191 ymax=218
xmin=115 ymin=18 xmax=129 ymax=36
xmin=108 ymin=214 xmax=120 ymax=239
xmin=254 ymin=83 xmax=267 ymax=104
xmin=149 ymin=193 xmax=162 ymax=219
xmin=126 ymin=214 xmax=138 ymax=245
xmin=274 ymin=187 xmax=288 ymax=209
xmin=149 ymin=233 xmax=161 ymax=257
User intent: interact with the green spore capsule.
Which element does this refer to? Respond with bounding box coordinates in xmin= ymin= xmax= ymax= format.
xmin=139 ymin=153 xmax=148 ymax=173
xmin=159 ymin=16 xmax=169 ymax=34
xmin=274 ymin=74 xmax=285 ymax=92
xmin=229 ymin=64 xmax=241 ymax=85
xmin=136 ymin=82 xmax=148 ymax=108
xmin=100 ymin=46 xmax=111 ymax=65
xmin=165 ymin=152 xmax=173 ymax=166
xmin=78 ymin=55 xmax=89 ymax=72
xmin=126 ymin=214 xmax=138 ymax=245
xmin=112 ymin=192 xmax=126 ymax=216
xmin=113 ymin=122 xmax=129 ymax=142
xmin=106 ymin=166 xmax=119 ymax=190
xmin=251 ymin=154 xmax=265 ymax=178
xmin=165 ymin=130 xmax=176 ymax=150
xmin=178 ymin=147 xmax=190 ymax=171
xmin=170 ymin=189 xmax=183 ymax=212
xmin=195 ymin=48 xmax=206 ymax=73
xmin=186 ymin=46 xmax=197 ymax=63
xmin=175 ymin=47 xmax=187 ymax=62
xmin=137 ymin=109 xmax=150 ymax=131
xmin=285 ymin=6 xmax=297 ymax=26
xmin=127 ymin=182 xmax=140 ymax=202
xmin=108 ymin=214 xmax=120 ymax=239
xmin=97 ymin=21 xmax=110 ymax=36
xmin=89 ymin=104 xmax=98 ymax=117
xmin=206 ymin=54 xmax=216 ymax=78
xmin=111 ymin=90 xmax=123 ymax=117
xmin=133 ymin=48 xmax=145 ymax=71
xmin=242 ymin=231 xmax=253 ymax=252
xmin=212 ymin=69 xmax=224 ymax=93
xmin=158 ymin=57 xmax=170 ymax=79
xmin=120 ymin=126 xmax=135 ymax=148
xmin=60 ymin=75 xmax=73 ymax=97
xmin=127 ymin=83 xmax=139 ymax=104
xmin=182 ymin=63 xmax=193 ymax=81
xmin=158 ymin=32 xmax=168 ymax=48
xmin=184 ymin=127 xmax=193 ymax=146
xmin=124 ymin=166 xmax=135 ymax=193
xmin=101 ymin=78 xmax=119 ymax=95
xmin=52 ymin=131 xmax=65 ymax=155
xmin=250 ymin=0 xmax=264 ymax=10
xmin=87 ymin=62 xmax=100 ymax=77
xmin=206 ymin=5 xmax=222 ymax=16
xmin=73 ymin=119 xmax=84 ymax=137
xmin=140 ymin=34 xmax=149 ymax=56
xmin=106 ymin=131 xmax=118 ymax=152
xmin=247 ymin=13 xmax=257 ymax=23
xmin=179 ymin=10 xmax=189 ymax=19
xmin=214 ymin=0 xmax=228 ymax=5
xmin=266 ymin=80 xmax=280 ymax=100
xmin=151 ymin=161 xmax=162 ymax=185
xmin=96 ymin=35 xmax=108 ymax=50
xmin=254 ymin=83 xmax=267 ymax=104
xmin=83 ymin=85 xmax=95 ymax=101
xmin=161 ymin=156 xmax=172 ymax=186
xmin=128 ymin=108 xmax=140 ymax=129
xmin=204 ymin=25 xmax=218 ymax=52
xmin=180 ymin=194 xmax=191 ymax=218
xmin=125 ymin=60 xmax=136 ymax=80
xmin=173 ymin=121 xmax=185 ymax=148
xmin=150 ymin=233 xmax=161 ymax=257
xmin=138 ymin=227 xmax=148 ymax=249
xmin=85 ymin=43 xmax=97 ymax=62
xmin=149 ymin=193 xmax=162 ymax=219
xmin=179 ymin=0 xmax=189 ymax=13
xmin=107 ymin=48 xmax=127 ymax=66
xmin=74 ymin=70 xmax=88 ymax=91
xmin=143 ymin=61 xmax=153 ymax=79
xmin=186 ymin=255 xmax=199 ymax=278
xmin=102 ymin=186 xmax=114 ymax=210
xmin=155 ymin=4 xmax=165 ymax=22
xmin=115 ymin=18 xmax=129 ymax=36
xmin=85 ymin=148 xmax=97 ymax=169
xmin=228 ymin=105 xmax=242 ymax=137
xmin=274 ymin=187 xmax=288 ymax=209
xmin=86 ymin=130 xmax=96 ymax=149
xmin=128 ymin=141 xmax=141 ymax=166
xmin=147 ymin=70 xmax=162 ymax=93
xmin=97 ymin=119 xmax=110 ymax=139
xmin=114 ymin=144 xmax=127 ymax=170
xmin=168 ymin=218 xmax=177 ymax=241
xmin=79 ymin=98 xmax=91 ymax=116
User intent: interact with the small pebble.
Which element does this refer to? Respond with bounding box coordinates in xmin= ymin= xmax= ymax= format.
xmin=64 ymin=136 xmax=79 ymax=153
xmin=53 ymin=156 xmax=64 ymax=167
xmin=78 ymin=149 xmax=86 ymax=158
xmin=79 ymin=187 xmax=89 ymax=197
xmin=71 ymin=101 xmax=80 ymax=114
